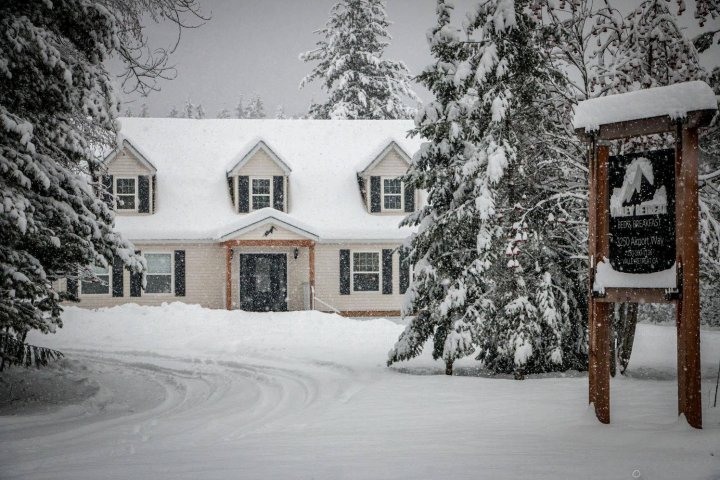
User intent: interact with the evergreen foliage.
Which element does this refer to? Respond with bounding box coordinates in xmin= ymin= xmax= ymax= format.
xmin=244 ymin=95 xmax=266 ymax=118
xmin=299 ymin=0 xmax=419 ymax=119
xmin=0 ymin=0 xmax=202 ymax=368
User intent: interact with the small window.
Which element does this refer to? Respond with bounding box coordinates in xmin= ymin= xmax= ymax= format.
xmin=145 ymin=253 xmax=172 ymax=294
xmin=251 ymin=178 xmax=271 ymax=210
xmin=116 ymin=177 xmax=137 ymax=210
xmin=383 ymin=178 xmax=402 ymax=210
xmin=81 ymin=264 xmax=110 ymax=295
xmin=352 ymin=252 xmax=380 ymax=292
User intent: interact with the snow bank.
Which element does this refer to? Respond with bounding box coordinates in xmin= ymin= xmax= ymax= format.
xmin=573 ymin=81 xmax=717 ymax=132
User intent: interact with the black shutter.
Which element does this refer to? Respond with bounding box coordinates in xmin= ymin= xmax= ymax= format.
xmin=238 ymin=176 xmax=249 ymax=213
xmin=130 ymin=250 xmax=142 ymax=297
xmin=66 ymin=277 xmax=78 ymax=298
xmin=404 ymin=182 xmax=415 ymax=213
xmin=174 ymin=250 xmax=185 ymax=297
xmin=273 ymin=176 xmax=284 ymax=212
xmin=152 ymin=175 xmax=157 ymax=212
xmin=102 ymin=175 xmax=113 ymax=208
xmin=382 ymin=249 xmax=393 ymax=294
xmin=112 ymin=256 xmax=124 ymax=297
xmin=138 ymin=175 xmax=150 ymax=213
xmin=227 ymin=177 xmax=235 ymax=208
xmin=370 ymin=176 xmax=381 ymax=212
xmin=399 ymin=249 xmax=410 ymax=294
xmin=339 ymin=249 xmax=350 ymax=295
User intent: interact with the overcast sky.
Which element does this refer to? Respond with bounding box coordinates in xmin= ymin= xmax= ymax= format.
xmin=116 ymin=0 xmax=719 ymax=118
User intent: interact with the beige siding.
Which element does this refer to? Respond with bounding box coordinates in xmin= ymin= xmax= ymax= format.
xmin=230 ymin=246 xmax=310 ymax=311
xmin=237 ymin=149 xmax=285 ymax=177
xmin=366 ymin=148 xmax=410 ymax=177
xmin=107 ymin=148 xmax=152 ymax=176
xmin=71 ymin=243 xmax=225 ymax=309
xmin=231 ymin=223 xmax=307 ymax=241
xmin=313 ymin=243 xmax=404 ymax=313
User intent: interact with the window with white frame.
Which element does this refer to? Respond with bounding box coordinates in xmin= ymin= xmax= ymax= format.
xmin=382 ymin=177 xmax=403 ymax=210
xmin=251 ymin=177 xmax=272 ymax=210
xmin=352 ymin=251 xmax=380 ymax=292
xmin=81 ymin=264 xmax=110 ymax=295
xmin=115 ymin=177 xmax=137 ymax=210
xmin=145 ymin=253 xmax=173 ymax=294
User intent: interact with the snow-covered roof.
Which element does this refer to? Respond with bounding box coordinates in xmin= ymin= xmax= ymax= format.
xmin=573 ymin=81 xmax=717 ymax=133
xmin=113 ymin=118 xmax=422 ymax=242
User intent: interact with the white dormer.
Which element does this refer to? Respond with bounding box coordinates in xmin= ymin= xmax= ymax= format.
xmin=102 ymin=139 xmax=157 ymax=215
xmin=227 ymin=140 xmax=291 ymax=214
xmin=357 ymin=141 xmax=415 ymax=214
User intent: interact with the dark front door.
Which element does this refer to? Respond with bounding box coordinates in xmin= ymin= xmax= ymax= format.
xmin=239 ymin=254 xmax=287 ymax=311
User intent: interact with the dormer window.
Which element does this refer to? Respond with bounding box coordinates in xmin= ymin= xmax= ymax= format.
xmin=382 ymin=177 xmax=403 ymax=211
xmin=116 ymin=177 xmax=137 ymax=210
xmin=251 ymin=177 xmax=272 ymax=210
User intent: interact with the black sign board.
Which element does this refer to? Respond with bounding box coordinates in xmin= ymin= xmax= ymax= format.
xmin=608 ymin=149 xmax=675 ymax=274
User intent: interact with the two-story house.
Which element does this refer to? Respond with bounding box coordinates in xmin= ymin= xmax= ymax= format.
xmin=64 ymin=118 xmax=423 ymax=316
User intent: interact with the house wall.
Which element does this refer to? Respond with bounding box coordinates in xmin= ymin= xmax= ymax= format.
xmin=313 ymin=242 xmax=404 ymax=315
xmin=67 ymin=242 xmax=226 ymax=309
xmin=108 ymin=148 xmax=153 ymax=176
xmin=362 ymin=148 xmax=416 ymax=213
xmin=229 ymin=246 xmax=310 ymax=311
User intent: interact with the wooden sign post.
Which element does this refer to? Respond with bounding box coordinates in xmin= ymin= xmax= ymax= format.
xmin=574 ymin=81 xmax=717 ymax=429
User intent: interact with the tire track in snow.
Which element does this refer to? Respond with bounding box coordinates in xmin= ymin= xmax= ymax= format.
xmin=0 ymin=349 xmax=362 ymax=480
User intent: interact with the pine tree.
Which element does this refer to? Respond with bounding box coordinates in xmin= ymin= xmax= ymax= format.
xmin=195 ymin=103 xmax=206 ymax=119
xmin=0 ymin=0 xmax=203 ymax=368
xmin=299 ymin=0 xmax=419 ymax=119
xmin=235 ymin=95 xmax=246 ymax=118
xmin=245 ymin=94 xmax=266 ymax=118
xmin=124 ymin=106 xmax=135 ymax=117
xmin=217 ymin=107 xmax=231 ymax=118
xmin=169 ymin=105 xmax=179 ymax=118
xmin=139 ymin=103 xmax=149 ymax=118
xmin=275 ymin=104 xmax=288 ymax=119
xmin=389 ymin=0 xmax=582 ymax=376
xmin=183 ymin=98 xmax=195 ymax=119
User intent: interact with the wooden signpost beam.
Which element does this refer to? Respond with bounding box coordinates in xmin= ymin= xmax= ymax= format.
xmin=676 ymin=125 xmax=702 ymax=429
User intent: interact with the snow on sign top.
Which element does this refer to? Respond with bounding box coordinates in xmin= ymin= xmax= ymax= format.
xmin=110 ymin=118 xmax=422 ymax=242
xmin=573 ymin=81 xmax=717 ymax=132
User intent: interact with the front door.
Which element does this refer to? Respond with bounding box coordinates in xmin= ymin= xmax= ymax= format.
xmin=239 ymin=254 xmax=287 ymax=311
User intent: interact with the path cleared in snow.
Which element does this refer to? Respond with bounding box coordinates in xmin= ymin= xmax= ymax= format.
xmin=1 ymin=303 xmax=719 ymax=479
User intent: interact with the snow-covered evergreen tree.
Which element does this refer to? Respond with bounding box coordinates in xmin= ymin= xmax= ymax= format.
xmin=299 ymin=0 xmax=419 ymax=119
xmin=169 ymin=105 xmax=179 ymax=118
xmin=183 ymin=98 xmax=195 ymax=119
xmin=124 ymin=107 xmax=135 ymax=117
xmin=275 ymin=104 xmax=288 ymax=119
xmin=245 ymin=95 xmax=266 ymax=118
xmin=388 ymin=0 xmax=582 ymax=376
xmin=139 ymin=103 xmax=149 ymax=118
xmin=217 ymin=107 xmax=231 ymax=118
xmin=195 ymin=103 xmax=206 ymax=119
xmin=0 ymin=0 xmax=203 ymax=368
xmin=235 ymin=96 xmax=246 ymax=118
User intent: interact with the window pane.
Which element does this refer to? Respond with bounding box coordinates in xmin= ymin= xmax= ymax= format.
xmin=82 ymin=265 xmax=109 ymax=294
xmin=252 ymin=195 xmax=271 ymax=210
xmin=353 ymin=273 xmax=379 ymax=291
xmin=117 ymin=194 xmax=135 ymax=210
xmin=252 ymin=178 xmax=271 ymax=194
xmin=146 ymin=274 xmax=172 ymax=294
xmin=116 ymin=178 xmax=136 ymax=194
xmin=146 ymin=253 xmax=172 ymax=274
xmin=353 ymin=252 xmax=379 ymax=272
xmin=384 ymin=195 xmax=402 ymax=210
xmin=383 ymin=178 xmax=401 ymax=194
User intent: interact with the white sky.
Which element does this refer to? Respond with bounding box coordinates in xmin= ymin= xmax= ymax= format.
xmin=114 ymin=0 xmax=719 ymax=118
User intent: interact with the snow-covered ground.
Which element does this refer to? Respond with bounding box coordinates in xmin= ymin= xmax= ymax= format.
xmin=1 ymin=303 xmax=719 ymax=479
